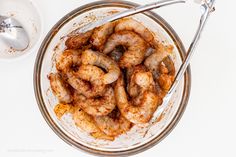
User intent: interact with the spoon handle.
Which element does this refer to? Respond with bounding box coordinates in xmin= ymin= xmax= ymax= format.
xmin=152 ymin=0 xmax=216 ymax=120
xmin=168 ymin=0 xmax=215 ymax=97
xmin=79 ymin=0 xmax=185 ymax=32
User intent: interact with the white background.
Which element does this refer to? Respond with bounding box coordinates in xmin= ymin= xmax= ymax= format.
xmin=0 ymin=0 xmax=235 ymax=157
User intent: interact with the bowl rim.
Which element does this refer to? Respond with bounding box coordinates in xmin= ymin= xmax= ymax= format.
xmin=33 ymin=0 xmax=191 ymax=156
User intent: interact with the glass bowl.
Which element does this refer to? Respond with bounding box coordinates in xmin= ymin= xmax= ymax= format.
xmin=34 ymin=1 xmax=191 ymax=156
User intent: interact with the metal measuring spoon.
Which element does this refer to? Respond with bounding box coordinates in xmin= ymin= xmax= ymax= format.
xmin=0 ymin=15 xmax=29 ymax=51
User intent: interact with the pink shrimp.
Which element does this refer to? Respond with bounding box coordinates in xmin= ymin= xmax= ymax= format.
xmin=68 ymin=65 xmax=107 ymax=98
xmin=144 ymin=44 xmax=174 ymax=79
xmin=65 ymin=30 xmax=93 ymax=49
xmin=94 ymin=107 xmax=133 ymax=137
xmin=73 ymin=107 xmax=114 ymax=141
xmin=73 ymin=87 xmax=116 ymax=116
xmin=81 ymin=49 xmax=120 ymax=84
xmin=103 ymin=31 xmax=148 ymax=68
xmin=90 ymin=22 xmax=115 ymax=51
xmin=115 ymin=73 xmax=159 ymax=124
xmin=115 ymin=18 xmax=154 ymax=44
xmin=56 ymin=49 xmax=82 ymax=75
xmin=48 ymin=73 xmax=72 ymax=103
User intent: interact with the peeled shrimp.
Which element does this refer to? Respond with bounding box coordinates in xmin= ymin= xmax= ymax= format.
xmin=115 ymin=75 xmax=159 ymax=124
xmin=56 ymin=49 xmax=81 ymax=75
xmin=115 ymin=18 xmax=159 ymax=57
xmin=75 ymin=65 xmax=107 ymax=97
xmin=115 ymin=18 xmax=154 ymax=44
xmin=81 ymin=49 xmax=120 ymax=84
xmin=157 ymin=56 xmax=175 ymax=91
xmin=68 ymin=65 xmax=107 ymax=98
xmin=126 ymin=66 xmax=155 ymax=97
xmin=103 ymin=31 xmax=147 ymax=68
xmin=65 ymin=30 xmax=93 ymax=49
xmin=73 ymin=107 xmax=114 ymax=141
xmin=94 ymin=108 xmax=132 ymax=137
xmin=144 ymin=44 xmax=173 ymax=79
xmin=48 ymin=73 xmax=72 ymax=103
xmin=160 ymin=55 xmax=175 ymax=76
xmin=108 ymin=45 xmax=124 ymax=62
xmin=90 ymin=22 xmax=115 ymax=51
xmin=56 ymin=50 xmax=106 ymax=98
xmin=73 ymin=87 xmax=116 ymax=116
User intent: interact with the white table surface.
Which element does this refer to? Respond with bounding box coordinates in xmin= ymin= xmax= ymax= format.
xmin=1 ymin=0 xmax=235 ymax=157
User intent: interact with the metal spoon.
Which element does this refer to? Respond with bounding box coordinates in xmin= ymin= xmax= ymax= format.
xmin=0 ymin=15 xmax=29 ymax=51
xmin=77 ymin=0 xmax=186 ymax=33
xmin=151 ymin=0 xmax=216 ymax=121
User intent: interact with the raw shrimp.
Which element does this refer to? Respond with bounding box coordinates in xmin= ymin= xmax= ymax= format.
xmin=68 ymin=65 xmax=107 ymax=98
xmin=65 ymin=30 xmax=93 ymax=49
xmin=115 ymin=18 xmax=154 ymax=44
xmin=126 ymin=67 xmax=138 ymax=97
xmin=108 ymin=45 xmax=124 ymax=62
xmin=73 ymin=107 xmax=114 ymax=141
xmin=94 ymin=107 xmax=132 ymax=137
xmin=126 ymin=65 xmax=155 ymax=97
xmin=115 ymin=18 xmax=159 ymax=57
xmin=115 ymin=75 xmax=159 ymax=124
xmin=81 ymin=49 xmax=120 ymax=84
xmin=73 ymin=87 xmax=116 ymax=116
xmin=160 ymin=55 xmax=175 ymax=76
xmin=144 ymin=44 xmax=173 ymax=79
xmin=48 ymin=73 xmax=72 ymax=103
xmin=90 ymin=22 xmax=115 ymax=51
xmin=157 ymin=56 xmax=175 ymax=91
xmin=56 ymin=50 xmax=107 ymax=98
xmin=103 ymin=31 xmax=148 ymax=68
xmin=56 ymin=49 xmax=81 ymax=75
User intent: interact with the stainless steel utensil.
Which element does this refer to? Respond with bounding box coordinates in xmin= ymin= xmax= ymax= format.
xmin=76 ymin=0 xmax=216 ymax=122
xmin=0 ymin=15 xmax=29 ymax=50
xmin=78 ymin=0 xmax=186 ymax=33
xmin=152 ymin=0 xmax=216 ymax=120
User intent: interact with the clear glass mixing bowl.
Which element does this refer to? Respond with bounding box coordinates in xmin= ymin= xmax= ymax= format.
xmin=34 ymin=1 xmax=191 ymax=156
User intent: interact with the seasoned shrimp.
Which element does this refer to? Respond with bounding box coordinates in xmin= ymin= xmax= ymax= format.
xmin=75 ymin=65 xmax=107 ymax=97
xmin=74 ymin=87 xmax=116 ymax=116
xmin=115 ymin=75 xmax=159 ymax=124
xmin=65 ymin=30 xmax=93 ymax=49
xmin=115 ymin=18 xmax=154 ymax=44
xmin=73 ymin=107 xmax=114 ymax=141
xmin=68 ymin=65 xmax=107 ymax=98
xmin=48 ymin=73 xmax=72 ymax=103
xmin=160 ymin=55 xmax=175 ymax=76
xmin=90 ymin=22 xmax=115 ymax=51
xmin=94 ymin=107 xmax=132 ymax=136
xmin=126 ymin=67 xmax=138 ymax=97
xmin=103 ymin=31 xmax=148 ymax=68
xmin=81 ymin=49 xmax=120 ymax=84
xmin=56 ymin=50 xmax=106 ymax=98
xmin=56 ymin=49 xmax=81 ymax=75
xmin=56 ymin=50 xmax=107 ymax=98
xmin=126 ymin=65 xmax=155 ymax=97
xmin=157 ymin=56 xmax=175 ymax=91
xmin=108 ymin=45 xmax=124 ymax=62
xmin=144 ymin=44 xmax=173 ymax=78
